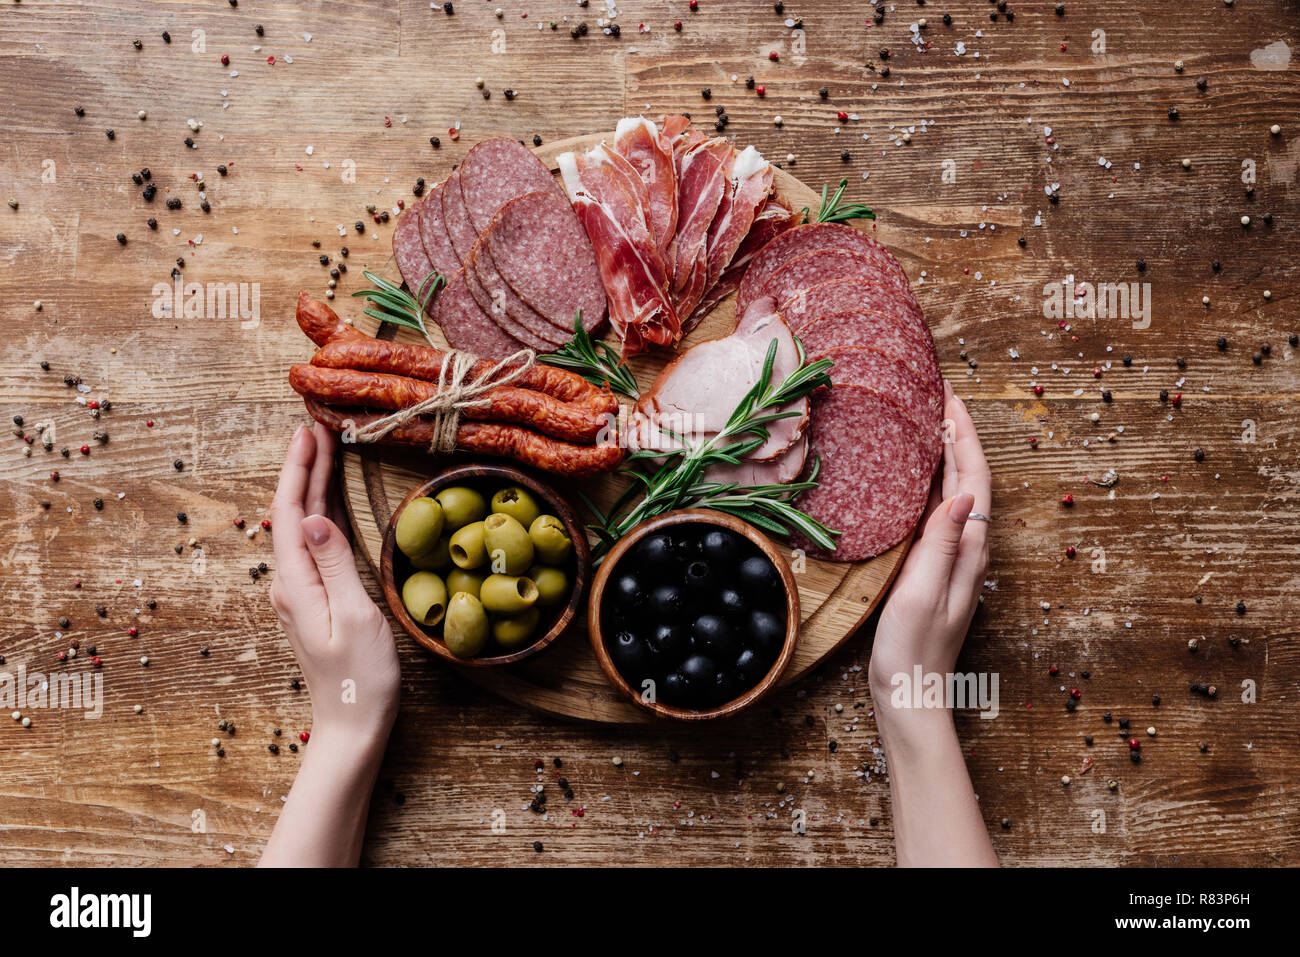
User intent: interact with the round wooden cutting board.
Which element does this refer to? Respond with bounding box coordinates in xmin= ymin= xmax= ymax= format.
xmin=339 ymin=132 xmax=912 ymax=724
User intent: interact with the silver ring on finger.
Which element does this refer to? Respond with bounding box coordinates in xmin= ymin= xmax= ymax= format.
xmin=967 ymin=513 xmax=991 ymax=523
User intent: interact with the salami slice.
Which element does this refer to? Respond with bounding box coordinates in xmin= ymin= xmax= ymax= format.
xmin=459 ymin=137 xmax=564 ymax=234
xmin=433 ymin=267 xmax=528 ymax=359
xmin=417 ymin=181 xmax=462 ymax=281
xmin=757 ymin=247 xmax=914 ymax=319
xmin=780 ymin=277 xmax=927 ymax=339
xmin=393 ymin=200 xmax=438 ymax=302
xmin=484 ymin=190 xmax=607 ymax=335
xmin=793 ymin=386 xmax=933 ymax=562
xmin=440 ymin=169 xmax=479 ymax=265
xmin=797 ymin=309 xmax=940 ymax=392
xmin=812 ymin=347 xmax=943 ymax=470
xmin=464 ymin=239 xmax=567 ymax=351
xmin=737 ymin=222 xmax=911 ymax=315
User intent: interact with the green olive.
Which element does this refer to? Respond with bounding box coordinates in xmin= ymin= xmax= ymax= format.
xmin=449 ymin=520 xmax=488 ymax=569
xmin=435 ymin=485 xmax=487 ymax=531
xmin=400 ymin=571 xmax=448 ymax=627
xmin=482 ymin=512 xmax=535 ymax=575
xmin=492 ymin=607 xmax=540 ymax=650
xmin=479 ymin=574 xmax=539 ymax=614
xmin=528 ymin=565 xmax=569 ymax=607
xmin=443 ymin=592 xmax=489 ymax=658
xmin=394 ymin=497 xmax=445 ymax=561
xmin=529 ymin=515 xmax=573 ymax=565
xmin=445 ymin=568 xmax=486 ymax=601
xmin=490 ymin=486 xmax=542 ymax=528
xmin=409 ymin=533 xmax=452 ymax=571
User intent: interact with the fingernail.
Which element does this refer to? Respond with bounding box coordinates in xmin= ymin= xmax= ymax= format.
xmin=301 ymin=514 xmax=331 ymax=546
xmin=949 ymin=492 xmax=975 ymax=525
xmin=292 ymin=423 xmax=307 ymax=442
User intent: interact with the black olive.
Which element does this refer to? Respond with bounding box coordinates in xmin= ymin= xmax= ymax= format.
xmin=680 ymin=654 xmax=716 ymax=687
xmin=735 ymin=647 xmax=766 ymax=684
xmin=738 ymin=554 xmax=777 ymax=596
xmin=650 ymin=584 xmax=686 ymax=621
xmin=609 ymin=573 xmax=645 ymax=610
xmin=718 ymin=587 xmax=746 ymax=620
xmin=701 ymin=528 xmax=740 ymax=564
xmin=649 ymin=622 xmax=687 ymax=662
xmin=748 ymin=609 xmax=785 ymax=654
xmin=661 ymin=671 xmax=688 ymax=704
xmin=714 ymin=669 xmax=738 ymax=703
xmin=691 ymin=614 xmax=737 ymax=659
xmin=609 ymin=630 xmax=650 ymax=678
xmin=634 ymin=532 xmax=676 ymax=576
xmin=683 ymin=559 xmax=715 ymax=595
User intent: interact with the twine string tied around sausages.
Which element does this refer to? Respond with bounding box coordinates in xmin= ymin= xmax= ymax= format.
xmin=351 ymin=348 xmax=536 ymax=452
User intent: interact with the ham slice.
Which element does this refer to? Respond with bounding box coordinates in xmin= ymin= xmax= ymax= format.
xmin=705 ymin=146 xmax=774 ymax=291
xmin=558 ymin=147 xmax=679 ymax=355
xmin=629 ymin=297 xmax=809 ymax=464
xmin=613 ymin=117 xmax=678 ymax=264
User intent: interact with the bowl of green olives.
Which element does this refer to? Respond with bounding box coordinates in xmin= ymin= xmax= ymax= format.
xmin=588 ymin=509 xmax=800 ymax=721
xmin=380 ymin=463 xmax=590 ymax=666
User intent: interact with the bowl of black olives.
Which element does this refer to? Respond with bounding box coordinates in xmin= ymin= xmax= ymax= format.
xmin=381 ymin=462 xmax=590 ymax=667
xmin=588 ymin=509 xmax=799 ymax=720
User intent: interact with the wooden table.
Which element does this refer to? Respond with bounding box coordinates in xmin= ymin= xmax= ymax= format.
xmin=0 ymin=0 xmax=1296 ymax=867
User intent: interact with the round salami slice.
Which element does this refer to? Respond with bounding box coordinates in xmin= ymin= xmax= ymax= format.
xmin=433 ymin=267 xmax=528 ymax=359
xmin=812 ymin=347 xmax=943 ymax=470
xmin=738 ymin=222 xmax=911 ymax=315
xmin=417 ymin=181 xmax=462 ymax=281
xmin=393 ymin=200 xmax=438 ymax=301
xmin=484 ymin=190 xmax=608 ymax=335
xmin=796 ymin=309 xmax=940 ymax=390
xmin=440 ymin=169 xmax=480 ymax=266
xmin=463 ymin=240 xmax=566 ymax=352
xmin=757 ymin=247 xmax=914 ymax=320
xmin=780 ymin=277 xmax=927 ymax=339
xmin=460 ymin=137 xmax=564 ymax=234
xmin=793 ymin=386 xmax=933 ymax=562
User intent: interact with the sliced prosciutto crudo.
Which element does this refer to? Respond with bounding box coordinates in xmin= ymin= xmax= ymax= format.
xmin=558 ymin=115 xmax=789 ymax=356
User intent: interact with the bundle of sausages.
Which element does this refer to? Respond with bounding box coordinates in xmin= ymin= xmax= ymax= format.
xmin=288 ymin=293 xmax=625 ymax=477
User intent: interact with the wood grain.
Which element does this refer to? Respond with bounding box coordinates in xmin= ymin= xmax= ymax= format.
xmin=0 ymin=0 xmax=1296 ymax=867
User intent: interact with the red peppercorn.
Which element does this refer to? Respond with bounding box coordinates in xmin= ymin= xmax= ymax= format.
xmin=756 ymin=84 xmax=766 ymax=96
xmin=57 ymin=651 xmax=67 ymax=661
xmin=1048 ymin=665 xmax=1059 ymax=676
xmin=1033 ymin=384 xmax=1044 ymax=396
xmin=1093 ymin=368 xmax=1102 ymax=378
xmin=1061 ymin=493 xmax=1074 ymax=507
xmin=221 ymin=54 xmax=230 ymax=66
xmin=1028 ymin=436 xmax=1039 ymax=447
xmin=769 ymin=50 xmax=779 ymax=61
xmin=299 ymin=731 xmax=310 ymax=743
xmin=88 ymin=400 xmax=99 ymax=409
xmin=266 ymin=55 xmax=275 ymax=65
xmin=674 ymin=20 xmax=682 ymax=30
xmin=689 ymin=0 xmax=698 ymax=9
xmin=1172 ymin=393 xmax=1182 ymax=408
xmin=234 ymin=517 xmax=245 ymax=528
xmin=80 ymin=444 xmax=89 ymax=455
xmin=146 ymin=420 xmax=155 ymax=427
xmin=837 ymin=110 xmax=848 ymax=121
xmin=128 ymin=626 xmax=138 ymax=637
xmin=50 ymin=470 xmax=60 ymax=482
xmin=91 ymin=656 xmax=102 ymax=668
xmin=1066 ymin=545 xmax=1076 ymax=558
xmin=1070 ymin=688 xmax=1082 ymax=700
xmin=261 ymin=519 xmax=272 ymax=530
xmin=1129 ymin=738 xmax=1140 ymax=750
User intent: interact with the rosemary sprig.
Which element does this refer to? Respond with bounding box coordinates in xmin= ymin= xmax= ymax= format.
xmin=800 ymin=178 xmax=875 ymax=225
xmin=540 ymin=310 xmax=640 ymax=400
xmin=590 ymin=338 xmax=839 ymax=560
xmin=351 ymin=269 xmax=443 ymax=341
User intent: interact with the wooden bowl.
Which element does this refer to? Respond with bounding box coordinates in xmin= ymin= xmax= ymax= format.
xmin=587 ymin=509 xmax=800 ymax=721
xmin=380 ymin=462 xmax=591 ymax=667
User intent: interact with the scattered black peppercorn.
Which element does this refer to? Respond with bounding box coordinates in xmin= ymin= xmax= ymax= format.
xmin=133 ymin=39 xmax=142 ymax=50
xmin=1152 ymin=694 xmax=1161 ymax=706
xmin=1118 ymin=717 xmax=1129 ymax=729
xmin=268 ymin=743 xmax=280 ymax=754
xmin=173 ymin=458 xmax=184 ymax=470
xmin=1122 ymin=354 xmax=1132 ymax=366
xmin=1217 ymin=336 xmax=1227 ymax=350
xmin=93 ymin=498 xmax=103 ymax=510
xmin=116 ymin=233 xmax=127 ymax=245
xmin=1236 ymin=601 xmax=1246 ymax=615
xmin=430 ymin=136 xmax=441 ymax=149
xmin=177 ymin=512 xmax=188 ymax=524
xmin=355 ymin=221 xmax=365 ymax=233
xmin=162 ymin=31 xmax=171 ymax=43
xmin=442 ymin=2 xmax=453 ymax=13
xmin=58 ymin=616 xmax=70 ymax=629
xmin=1168 ymin=106 xmax=1179 ymax=120
xmin=75 ymin=106 xmax=85 ymax=116
xmin=533 ymin=134 xmax=543 ymax=146
xmin=840 ymin=150 xmax=850 ymax=162
xmin=818 ymin=86 xmax=828 ymax=99
xmin=745 ymin=76 xmax=755 ymax=89
xmin=143 ymin=184 xmax=157 ymax=202
xmin=1194 ymin=447 xmax=1204 ymax=462
xmin=1252 ymin=351 xmax=1263 ymax=365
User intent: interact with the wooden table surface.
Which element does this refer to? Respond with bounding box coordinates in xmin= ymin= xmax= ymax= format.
xmin=1 ymin=0 xmax=1297 ymax=867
